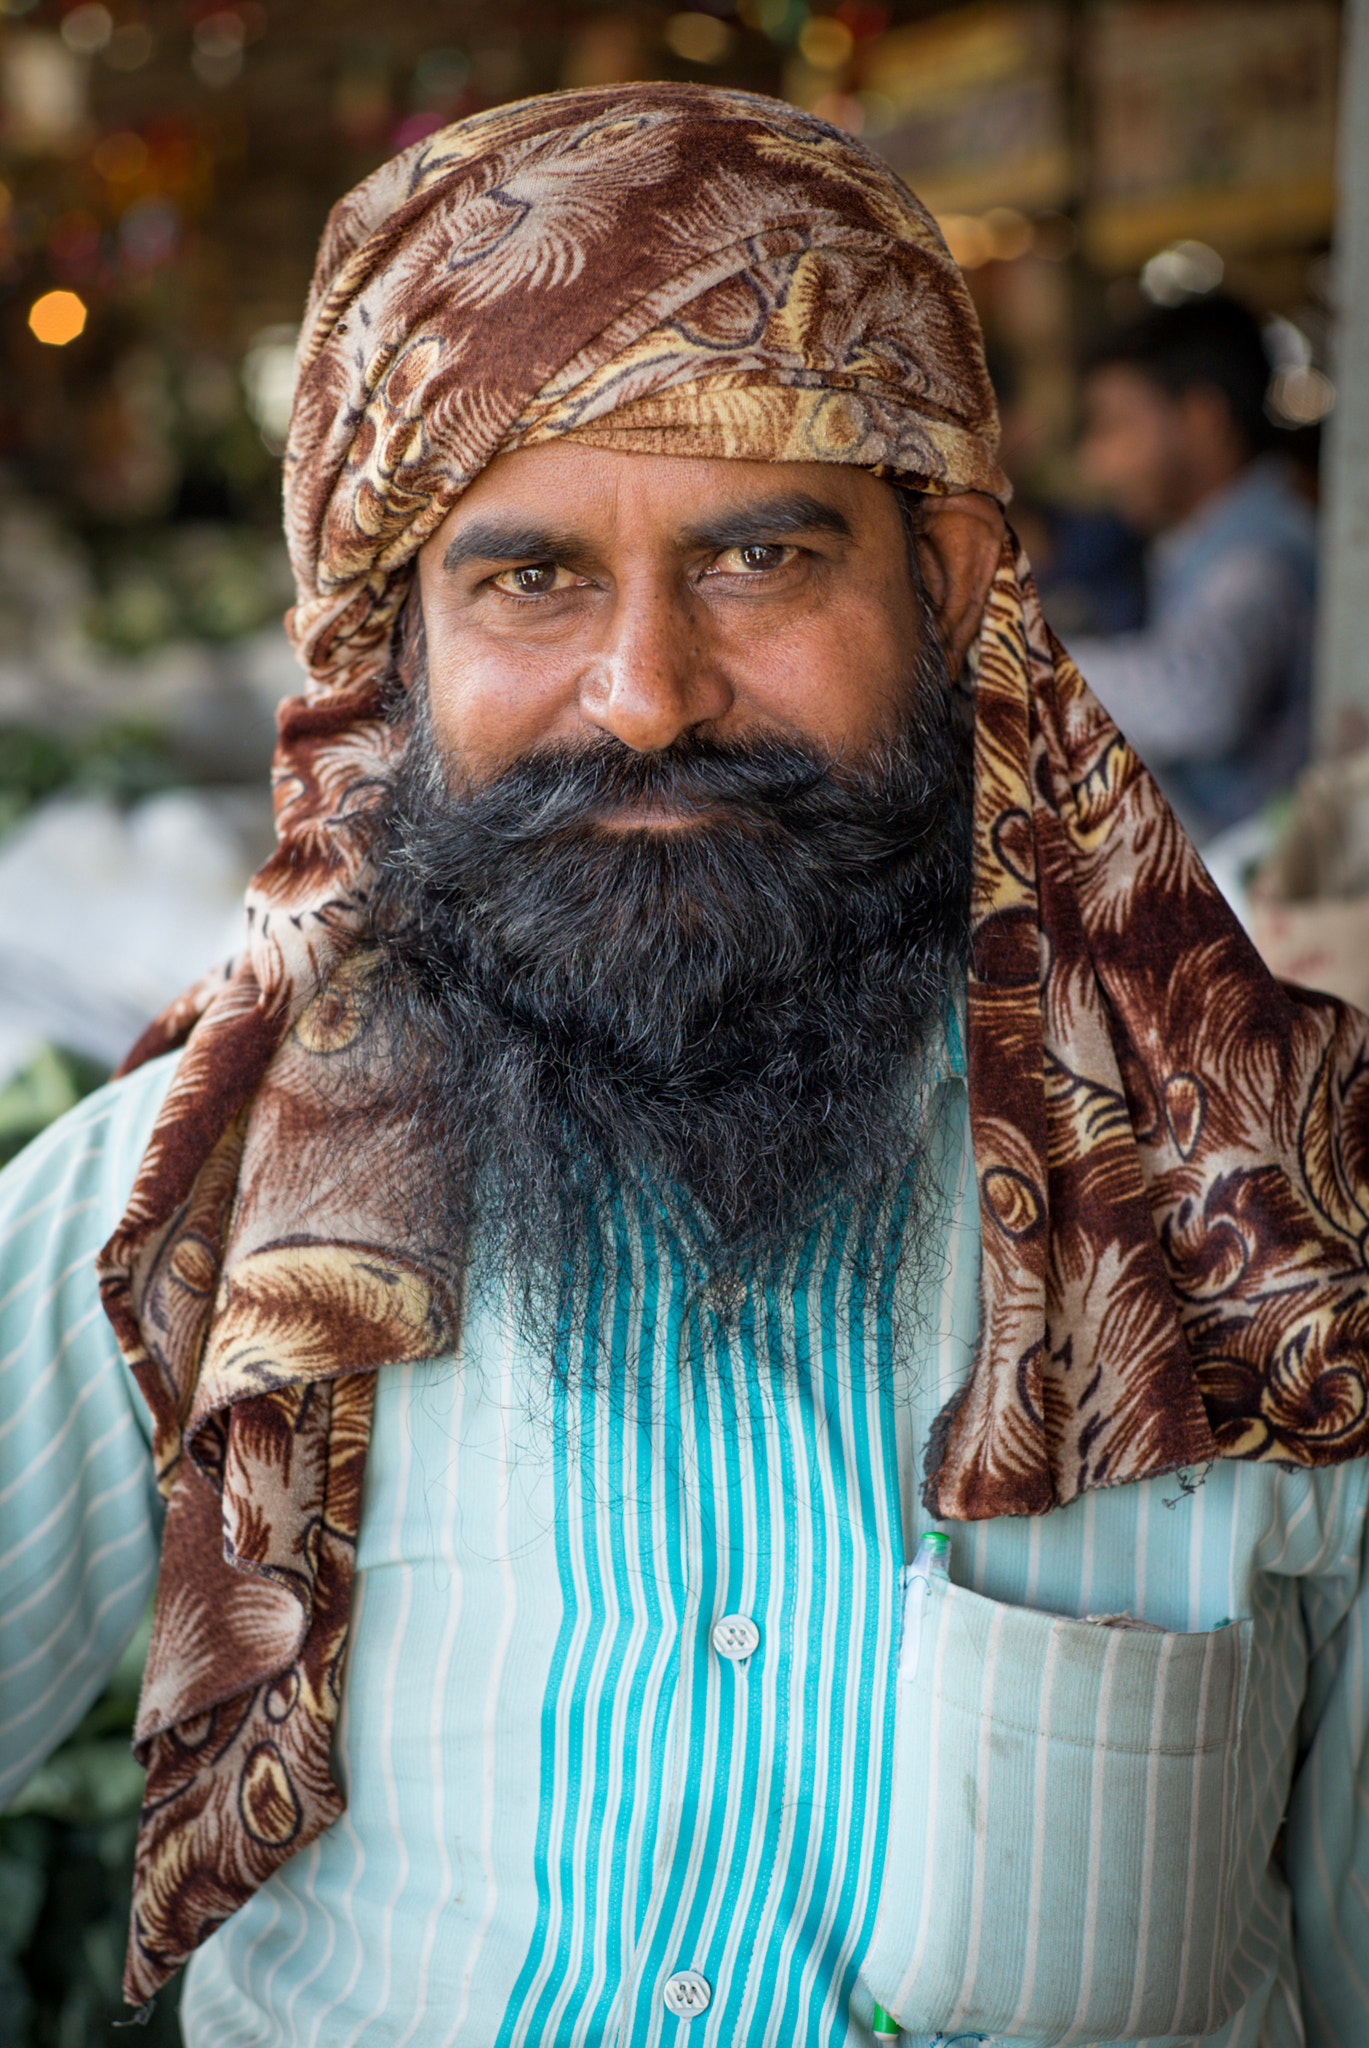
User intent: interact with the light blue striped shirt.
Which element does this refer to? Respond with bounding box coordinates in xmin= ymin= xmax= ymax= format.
xmin=1 ymin=1037 xmax=1367 ymax=2047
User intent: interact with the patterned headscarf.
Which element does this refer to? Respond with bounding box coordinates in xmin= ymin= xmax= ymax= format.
xmin=98 ymin=85 xmax=1369 ymax=2002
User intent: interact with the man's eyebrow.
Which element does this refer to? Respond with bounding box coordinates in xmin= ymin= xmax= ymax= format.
xmin=678 ymin=491 xmax=854 ymax=552
xmin=442 ymin=521 xmax=584 ymax=573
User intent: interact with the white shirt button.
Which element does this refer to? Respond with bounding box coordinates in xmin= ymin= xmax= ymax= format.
xmin=710 ymin=1613 xmax=760 ymax=1661
xmin=662 ymin=1969 xmax=712 ymax=2017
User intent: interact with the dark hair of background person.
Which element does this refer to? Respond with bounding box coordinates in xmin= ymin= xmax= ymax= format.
xmin=1084 ymin=292 xmax=1278 ymax=458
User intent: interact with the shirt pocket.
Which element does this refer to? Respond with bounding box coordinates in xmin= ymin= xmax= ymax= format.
xmin=862 ymin=1575 xmax=1253 ymax=2046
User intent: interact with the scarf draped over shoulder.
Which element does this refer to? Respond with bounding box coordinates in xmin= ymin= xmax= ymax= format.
xmin=93 ymin=84 xmax=1369 ymax=2001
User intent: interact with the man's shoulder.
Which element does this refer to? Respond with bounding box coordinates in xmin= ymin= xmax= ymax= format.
xmin=0 ymin=1049 xmax=181 ymax=1233
xmin=1163 ymin=458 xmax=1316 ymax=588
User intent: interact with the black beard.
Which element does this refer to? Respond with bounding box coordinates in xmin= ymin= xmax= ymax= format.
xmin=354 ymin=633 xmax=970 ymax=1344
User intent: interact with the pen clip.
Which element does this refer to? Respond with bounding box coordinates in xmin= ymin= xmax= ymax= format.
xmin=897 ymin=1530 xmax=950 ymax=1687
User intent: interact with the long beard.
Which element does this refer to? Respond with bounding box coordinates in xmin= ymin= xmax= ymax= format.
xmin=355 ymin=636 xmax=969 ymax=1355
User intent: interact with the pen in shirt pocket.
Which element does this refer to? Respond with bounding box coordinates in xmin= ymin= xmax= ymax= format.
xmin=873 ymin=1534 xmax=952 ymax=2046
xmin=872 ymin=2021 xmax=985 ymax=2046
xmin=898 ymin=1529 xmax=950 ymax=1687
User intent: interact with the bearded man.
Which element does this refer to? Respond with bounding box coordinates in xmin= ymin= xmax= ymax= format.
xmin=1 ymin=86 xmax=1368 ymax=2048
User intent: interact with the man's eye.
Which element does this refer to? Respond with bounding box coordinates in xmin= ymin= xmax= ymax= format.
xmin=490 ymin=562 xmax=569 ymax=597
xmin=714 ymin=543 xmax=796 ymax=576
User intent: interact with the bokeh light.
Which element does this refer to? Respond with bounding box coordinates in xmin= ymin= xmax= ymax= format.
xmin=1268 ymin=366 xmax=1335 ymax=426
xmin=664 ymin=12 xmax=735 ymax=65
xmin=28 ymin=290 xmax=88 ymax=346
xmin=107 ymin=24 xmax=156 ymax=72
xmin=60 ymin=4 xmax=113 ymax=56
xmin=797 ymin=18 xmax=854 ymax=69
xmin=982 ymin=207 xmax=1034 ymax=261
xmin=1140 ymin=239 xmax=1225 ymax=305
xmin=242 ymin=324 xmax=300 ymax=448
xmin=91 ymin=131 xmax=150 ymax=183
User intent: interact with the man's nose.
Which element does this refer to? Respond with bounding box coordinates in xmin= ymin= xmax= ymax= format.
xmin=577 ymin=584 xmax=734 ymax=752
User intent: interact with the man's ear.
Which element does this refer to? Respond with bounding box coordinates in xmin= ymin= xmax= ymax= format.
xmin=915 ymin=492 xmax=1005 ymax=675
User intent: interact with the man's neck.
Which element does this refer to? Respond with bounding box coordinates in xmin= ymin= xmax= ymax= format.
xmin=1166 ymin=430 xmax=1252 ymax=531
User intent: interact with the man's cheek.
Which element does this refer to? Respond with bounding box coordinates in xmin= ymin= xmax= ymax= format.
xmin=432 ymin=667 xmax=586 ymax=778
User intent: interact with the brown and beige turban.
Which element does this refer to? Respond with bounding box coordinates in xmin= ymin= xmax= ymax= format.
xmin=96 ymin=84 xmax=1369 ymax=2001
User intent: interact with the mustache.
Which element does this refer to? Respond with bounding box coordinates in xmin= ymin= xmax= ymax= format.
xmin=393 ymin=724 xmax=963 ymax=893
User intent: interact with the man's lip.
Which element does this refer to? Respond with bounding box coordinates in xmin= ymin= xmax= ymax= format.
xmin=593 ymin=800 xmax=718 ymax=831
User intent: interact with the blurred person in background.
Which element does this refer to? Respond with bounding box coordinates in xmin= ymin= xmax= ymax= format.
xmin=1071 ymin=292 xmax=1317 ymax=844
xmin=987 ymin=344 xmax=1147 ymax=643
